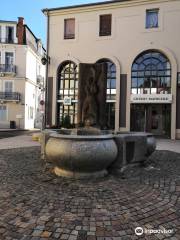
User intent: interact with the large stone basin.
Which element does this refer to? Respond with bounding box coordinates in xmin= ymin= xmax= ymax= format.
xmin=45 ymin=132 xmax=118 ymax=178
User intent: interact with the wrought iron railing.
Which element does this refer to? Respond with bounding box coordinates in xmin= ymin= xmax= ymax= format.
xmin=0 ymin=92 xmax=21 ymax=101
xmin=0 ymin=64 xmax=16 ymax=73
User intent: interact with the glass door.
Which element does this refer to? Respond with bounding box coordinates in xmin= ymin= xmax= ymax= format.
xmin=131 ymin=104 xmax=171 ymax=137
xmin=150 ymin=104 xmax=171 ymax=137
xmin=131 ymin=104 xmax=146 ymax=132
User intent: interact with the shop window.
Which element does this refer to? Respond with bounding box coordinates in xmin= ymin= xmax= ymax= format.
xmin=99 ymin=14 xmax=112 ymax=36
xmin=64 ymin=18 xmax=75 ymax=39
xmin=146 ymin=9 xmax=159 ymax=29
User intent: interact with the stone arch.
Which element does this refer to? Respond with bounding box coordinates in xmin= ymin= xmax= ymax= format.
xmin=126 ymin=45 xmax=177 ymax=139
xmin=56 ymin=60 xmax=79 ymax=127
xmin=95 ymin=56 xmax=121 ymax=131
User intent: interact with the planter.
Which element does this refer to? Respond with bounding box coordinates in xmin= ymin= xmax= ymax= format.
xmin=45 ymin=133 xmax=118 ymax=178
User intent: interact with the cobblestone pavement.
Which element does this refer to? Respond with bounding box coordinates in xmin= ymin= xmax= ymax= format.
xmin=0 ymin=147 xmax=180 ymax=240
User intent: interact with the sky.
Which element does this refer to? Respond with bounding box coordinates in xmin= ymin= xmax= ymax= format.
xmin=1 ymin=0 xmax=108 ymax=46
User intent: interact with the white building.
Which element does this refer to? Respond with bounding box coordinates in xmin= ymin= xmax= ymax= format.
xmin=0 ymin=17 xmax=46 ymax=129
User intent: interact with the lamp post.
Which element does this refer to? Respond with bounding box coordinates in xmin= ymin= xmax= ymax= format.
xmin=41 ymin=53 xmax=50 ymax=130
xmin=41 ymin=9 xmax=50 ymax=130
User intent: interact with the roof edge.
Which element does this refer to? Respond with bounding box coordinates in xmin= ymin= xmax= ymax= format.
xmin=42 ymin=0 xmax=131 ymax=14
xmin=0 ymin=20 xmax=17 ymax=24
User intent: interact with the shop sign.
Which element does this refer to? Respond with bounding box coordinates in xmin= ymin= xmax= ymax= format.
xmin=63 ymin=97 xmax=72 ymax=105
xmin=131 ymin=94 xmax=172 ymax=103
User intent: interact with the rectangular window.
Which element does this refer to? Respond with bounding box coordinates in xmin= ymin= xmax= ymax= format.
xmin=0 ymin=106 xmax=7 ymax=121
xmin=4 ymin=81 xmax=13 ymax=92
xmin=5 ymin=52 xmax=14 ymax=72
xmin=6 ymin=26 xmax=14 ymax=43
xmin=5 ymin=52 xmax=14 ymax=65
xmin=99 ymin=14 xmax=112 ymax=36
xmin=146 ymin=9 xmax=159 ymax=29
xmin=64 ymin=18 xmax=75 ymax=39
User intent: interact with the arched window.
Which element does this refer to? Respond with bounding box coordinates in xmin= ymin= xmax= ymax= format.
xmin=131 ymin=50 xmax=171 ymax=94
xmin=57 ymin=61 xmax=78 ymax=127
xmin=96 ymin=58 xmax=116 ymax=129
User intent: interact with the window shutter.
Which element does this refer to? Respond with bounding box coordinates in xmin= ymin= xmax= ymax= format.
xmin=100 ymin=14 xmax=112 ymax=36
xmin=64 ymin=19 xmax=75 ymax=39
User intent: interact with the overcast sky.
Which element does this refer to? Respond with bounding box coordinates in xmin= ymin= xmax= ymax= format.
xmin=1 ymin=0 xmax=108 ymax=46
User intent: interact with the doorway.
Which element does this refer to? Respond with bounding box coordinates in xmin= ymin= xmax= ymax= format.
xmin=130 ymin=104 xmax=171 ymax=137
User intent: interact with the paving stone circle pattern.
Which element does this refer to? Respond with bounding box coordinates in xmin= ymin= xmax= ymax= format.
xmin=0 ymin=147 xmax=180 ymax=240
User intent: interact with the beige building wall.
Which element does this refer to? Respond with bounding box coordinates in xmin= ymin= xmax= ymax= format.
xmin=46 ymin=0 xmax=180 ymax=139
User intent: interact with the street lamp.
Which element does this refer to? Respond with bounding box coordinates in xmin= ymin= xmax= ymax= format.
xmin=41 ymin=54 xmax=50 ymax=65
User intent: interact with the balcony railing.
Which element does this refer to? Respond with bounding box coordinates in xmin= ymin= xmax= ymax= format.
xmin=0 ymin=38 xmax=15 ymax=44
xmin=0 ymin=92 xmax=21 ymax=101
xmin=0 ymin=64 xmax=16 ymax=74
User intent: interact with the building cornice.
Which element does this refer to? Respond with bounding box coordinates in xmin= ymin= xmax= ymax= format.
xmin=43 ymin=0 xmax=178 ymax=16
xmin=0 ymin=20 xmax=17 ymax=24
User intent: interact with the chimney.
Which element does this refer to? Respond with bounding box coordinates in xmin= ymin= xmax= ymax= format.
xmin=17 ymin=17 xmax=24 ymax=45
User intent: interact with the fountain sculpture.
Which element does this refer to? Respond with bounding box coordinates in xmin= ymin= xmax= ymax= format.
xmin=41 ymin=63 xmax=156 ymax=178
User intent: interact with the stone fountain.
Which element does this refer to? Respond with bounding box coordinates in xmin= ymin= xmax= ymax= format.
xmin=41 ymin=63 xmax=156 ymax=178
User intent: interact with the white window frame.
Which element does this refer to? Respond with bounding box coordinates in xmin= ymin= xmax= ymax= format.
xmin=146 ymin=9 xmax=159 ymax=29
xmin=5 ymin=52 xmax=14 ymax=65
xmin=3 ymin=80 xmax=14 ymax=92
xmin=6 ymin=26 xmax=15 ymax=43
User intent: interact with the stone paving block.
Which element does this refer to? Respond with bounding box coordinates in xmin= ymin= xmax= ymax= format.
xmin=87 ymin=236 xmax=96 ymax=240
xmin=32 ymin=230 xmax=42 ymax=237
xmin=60 ymin=234 xmax=69 ymax=239
xmin=69 ymin=235 xmax=77 ymax=240
xmin=0 ymin=147 xmax=180 ymax=239
xmin=41 ymin=231 xmax=52 ymax=238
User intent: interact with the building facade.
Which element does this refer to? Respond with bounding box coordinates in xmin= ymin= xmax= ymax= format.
xmin=0 ymin=17 xmax=46 ymax=129
xmin=43 ymin=0 xmax=180 ymax=139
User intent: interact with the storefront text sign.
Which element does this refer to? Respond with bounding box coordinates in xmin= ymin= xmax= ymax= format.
xmin=63 ymin=97 xmax=72 ymax=105
xmin=131 ymin=94 xmax=172 ymax=103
